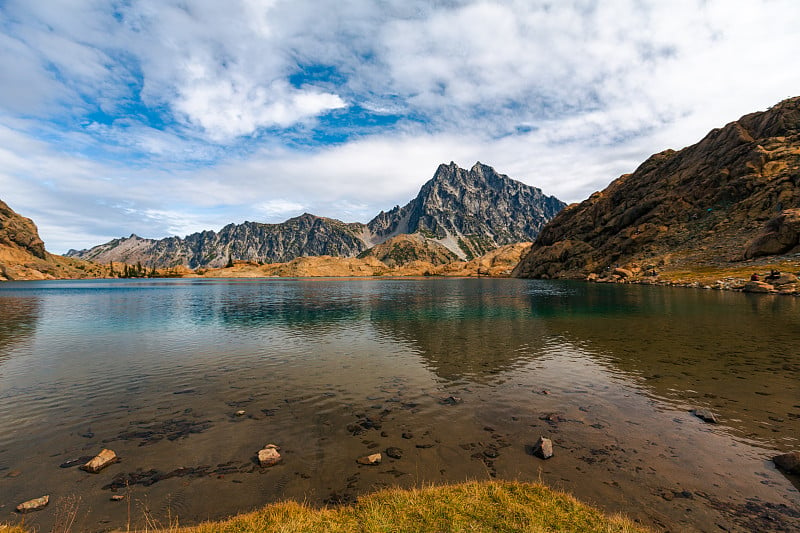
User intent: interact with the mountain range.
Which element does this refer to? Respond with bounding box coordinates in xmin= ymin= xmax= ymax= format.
xmin=66 ymin=162 xmax=565 ymax=268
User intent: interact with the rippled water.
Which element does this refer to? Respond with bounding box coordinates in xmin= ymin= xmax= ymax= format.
xmin=1 ymin=278 xmax=798 ymax=531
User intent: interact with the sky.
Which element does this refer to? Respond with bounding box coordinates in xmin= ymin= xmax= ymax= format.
xmin=1 ymin=0 xmax=799 ymax=253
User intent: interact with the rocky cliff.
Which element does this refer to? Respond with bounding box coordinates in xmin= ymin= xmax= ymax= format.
xmin=68 ymin=163 xmax=564 ymax=268
xmin=0 ymin=199 xmax=106 ymax=280
xmin=513 ymin=96 xmax=800 ymax=279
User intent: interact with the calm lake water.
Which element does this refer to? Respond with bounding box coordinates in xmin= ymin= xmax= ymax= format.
xmin=1 ymin=278 xmax=799 ymax=532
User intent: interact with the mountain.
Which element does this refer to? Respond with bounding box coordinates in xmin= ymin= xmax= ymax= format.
xmin=0 ymin=199 xmax=106 ymax=280
xmin=513 ymin=96 xmax=800 ymax=280
xmin=67 ymin=162 xmax=565 ymax=269
xmin=366 ymin=162 xmax=565 ymax=259
xmin=69 ymin=214 xmax=369 ymax=269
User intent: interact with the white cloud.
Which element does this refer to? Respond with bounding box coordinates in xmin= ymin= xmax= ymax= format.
xmin=0 ymin=0 xmax=799 ymax=253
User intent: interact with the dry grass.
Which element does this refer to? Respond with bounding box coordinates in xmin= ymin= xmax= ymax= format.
xmin=177 ymin=481 xmax=647 ymax=533
xmin=3 ymin=481 xmax=648 ymax=533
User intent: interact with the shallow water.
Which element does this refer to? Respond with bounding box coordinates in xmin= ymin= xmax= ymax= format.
xmin=0 ymin=278 xmax=798 ymax=531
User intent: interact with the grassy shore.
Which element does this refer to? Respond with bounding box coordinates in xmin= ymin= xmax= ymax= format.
xmin=4 ymin=480 xmax=649 ymax=533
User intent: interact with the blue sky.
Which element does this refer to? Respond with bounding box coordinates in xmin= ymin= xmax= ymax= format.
xmin=1 ymin=0 xmax=799 ymax=253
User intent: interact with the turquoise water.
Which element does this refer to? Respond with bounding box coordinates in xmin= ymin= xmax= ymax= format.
xmin=1 ymin=278 xmax=798 ymax=531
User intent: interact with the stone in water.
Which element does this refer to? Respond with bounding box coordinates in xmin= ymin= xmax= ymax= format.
xmin=81 ymin=449 xmax=118 ymax=473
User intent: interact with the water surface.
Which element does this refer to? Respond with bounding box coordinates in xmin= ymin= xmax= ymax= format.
xmin=0 ymin=278 xmax=798 ymax=531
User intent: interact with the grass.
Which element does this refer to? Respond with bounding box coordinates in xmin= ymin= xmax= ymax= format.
xmin=3 ymin=481 xmax=648 ymax=533
xmin=162 ymin=481 xmax=647 ymax=533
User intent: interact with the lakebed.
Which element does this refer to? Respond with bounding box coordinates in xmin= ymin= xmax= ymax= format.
xmin=0 ymin=278 xmax=798 ymax=532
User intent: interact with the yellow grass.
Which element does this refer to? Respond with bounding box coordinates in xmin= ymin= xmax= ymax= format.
xmin=164 ymin=481 xmax=646 ymax=533
xmin=4 ymin=481 xmax=649 ymax=533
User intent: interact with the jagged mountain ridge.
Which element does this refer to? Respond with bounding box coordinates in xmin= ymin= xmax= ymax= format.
xmin=67 ymin=162 xmax=565 ymax=268
xmin=513 ymin=96 xmax=800 ymax=279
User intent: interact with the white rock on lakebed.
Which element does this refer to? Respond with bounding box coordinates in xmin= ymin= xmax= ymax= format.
xmin=357 ymin=453 xmax=382 ymax=465
xmin=81 ymin=449 xmax=118 ymax=473
xmin=258 ymin=444 xmax=282 ymax=467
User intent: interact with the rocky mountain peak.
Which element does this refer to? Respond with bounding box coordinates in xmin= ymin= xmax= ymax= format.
xmin=68 ymin=162 xmax=564 ymax=268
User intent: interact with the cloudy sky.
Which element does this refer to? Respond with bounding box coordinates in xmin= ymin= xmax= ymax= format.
xmin=1 ymin=0 xmax=798 ymax=253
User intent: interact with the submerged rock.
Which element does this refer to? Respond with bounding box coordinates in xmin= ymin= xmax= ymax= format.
xmin=773 ymin=451 xmax=800 ymax=475
xmin=357 ymin=453 xmax=382 ymax=465
xmin=385 ymin=447 xmax=403 ymax=459
xmin=532 ymin=437 xmax=554 ymax=459
xmin=16 ymin=495 xmax=49 ymax=513
xmin=110 ymin=494 xmax=126 ymax=501
xmin=81 ymin=449 xmax=118 ymax=473
xmin=258 ymin=444 xmax=281 ymax=467
xmin=440 ymin=396 xmax=463 ymax=405
xmin=691 ymin=409 xmax=719 ymax=423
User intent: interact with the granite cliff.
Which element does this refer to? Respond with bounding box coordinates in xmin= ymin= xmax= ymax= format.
xmin=68 ymin=163 xmax=564 ymax=269
xmin=513 ymin=96 xmax=800 ymax=280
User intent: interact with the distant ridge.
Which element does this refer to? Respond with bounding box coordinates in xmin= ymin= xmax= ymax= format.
xmin=513 ymin=96 xmax=800 ymax=279
xmin=67 ymin=162 xmax=565 ymax=268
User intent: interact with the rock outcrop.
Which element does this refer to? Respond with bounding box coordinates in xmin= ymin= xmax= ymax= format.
xmin=67 ymin=163 xmax=564 ymax=269
xmin=0 ymin=199 xmax=107 ymax=281
xmin=514 ymin=97 xmax=800 ymax=280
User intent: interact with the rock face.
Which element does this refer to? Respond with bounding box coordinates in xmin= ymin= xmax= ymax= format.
xmin=0 ymin=198 xmax=107 ymax=281
xmin=0 ymin=199 xmax=46 ymax=259
xmin=67 ymin=163 xmax=564 ymax=268
xmin=514 ymin=97 xmax=800 ymax=279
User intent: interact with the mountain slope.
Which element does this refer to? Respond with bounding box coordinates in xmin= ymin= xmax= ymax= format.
xmin=68 ymin=163 xmax=565 ymax=268
xmin=0 ymin=199 xmax=106 ymax=280
xmin=513 ymin=96 xmax=800 ymax=279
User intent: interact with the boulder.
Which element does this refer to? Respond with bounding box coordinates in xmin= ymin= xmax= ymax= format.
xmin=773 ymin=451 xmax=800 ymax=475
xmin=691 ymin=409 xmax=718 ymax=423
xmin=258 ymin=444 xmax=282 ymax=467
xmin=744 ymin=209 xmax=800 ymax=259
xmin=357 ymin=453 xmax=382 ymax=465
xmin=81 ymin=449 xmax=118 ymax=473
xmin=234 ymin=410 xmax=246 ymax=416
xmin=532 ymin=437 xmax=553 ymax=459
xmin=16 ymin=495 xmax=49 ymax=513
xmin=742 ymin=281 xmax=774 ymax=293
xmin=385 ymin=447 xmax=403 ymax=459
xmin=613 ymin=267 xmax=633 ymax=278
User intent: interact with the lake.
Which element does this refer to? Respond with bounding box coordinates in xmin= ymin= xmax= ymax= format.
xmin=1 ymin=278 xmax=798 ymax=531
